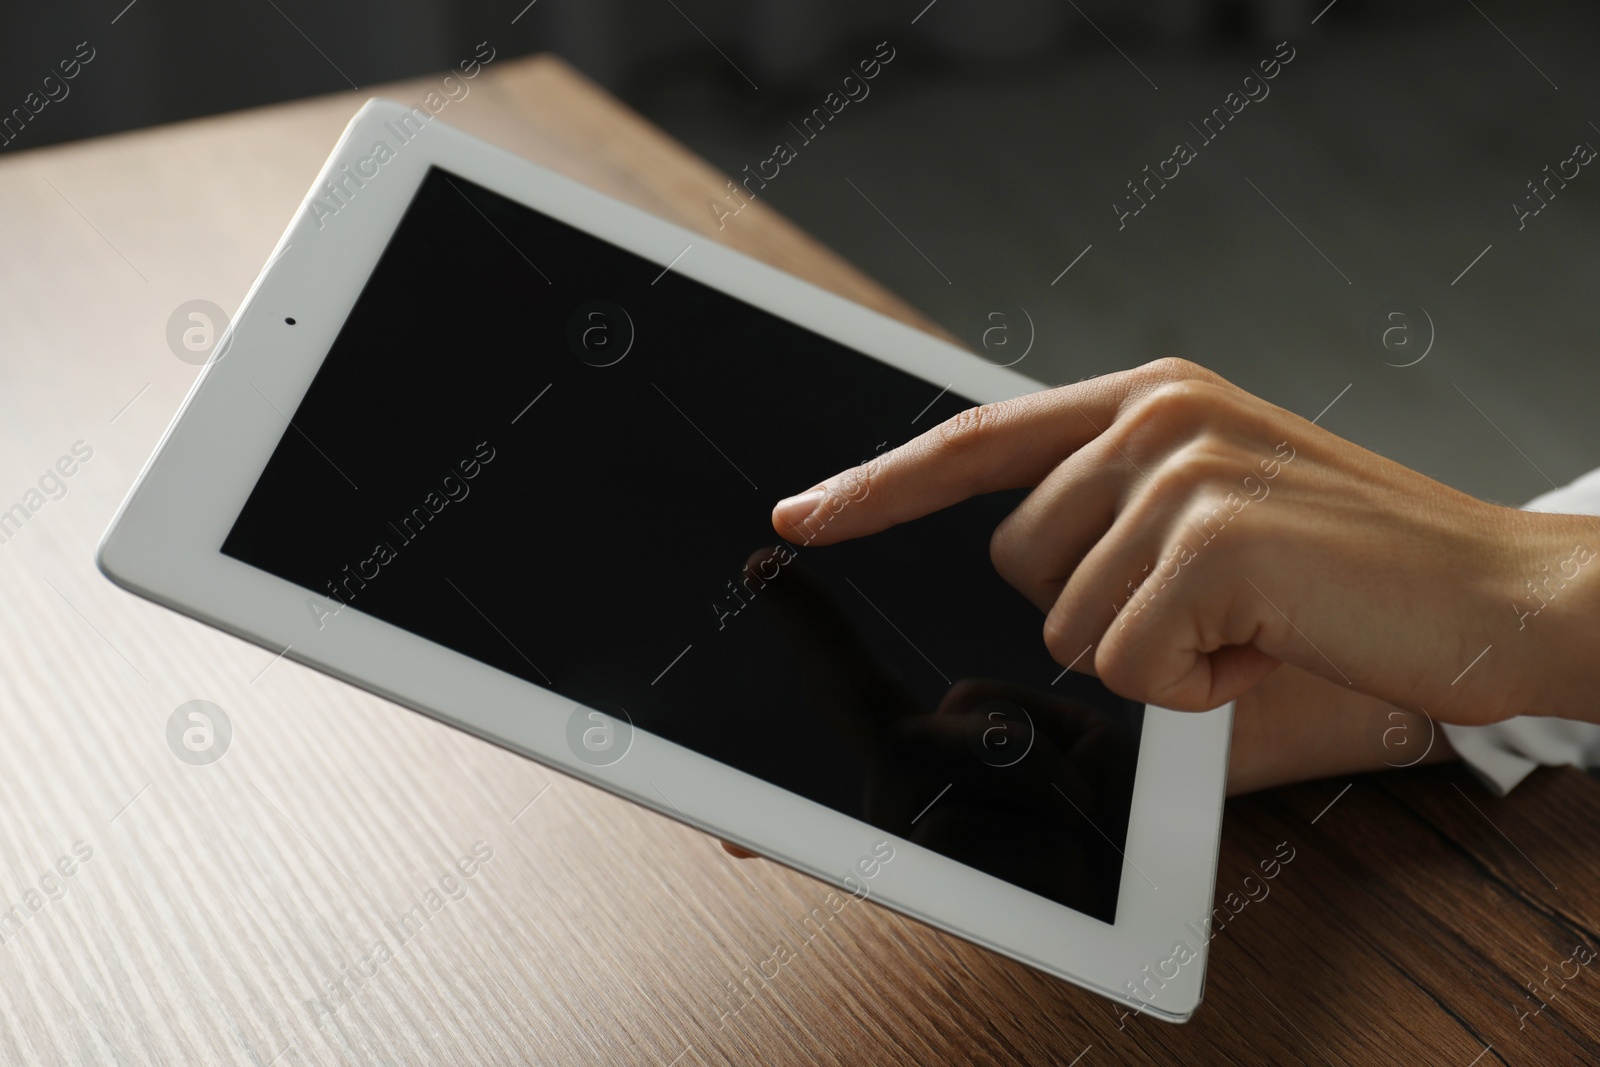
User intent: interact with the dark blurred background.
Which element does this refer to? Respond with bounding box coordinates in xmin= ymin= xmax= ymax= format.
xmin=5 ymin=0 xmax=1599 ymax=508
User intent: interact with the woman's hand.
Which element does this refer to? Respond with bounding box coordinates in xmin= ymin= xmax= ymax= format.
xmin=771 ymin=359 xmax=1600 ymax=728
xmin=1225 ymin=664 xmax=1456 ymax=795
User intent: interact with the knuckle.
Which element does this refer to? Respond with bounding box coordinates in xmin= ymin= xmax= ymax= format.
xmin=831 ymin=458 xmax=876 ymax=507
xmin=1141 ymin=379 xmax=1218 ymax=422
xmin=1094 ymin=642 xmax=1143 ymax=701
xmin=1139 ymin=356 xmax=1218 ymax=385
xmin=1156 ymin=437 xmax=1244 ymax=493
xmin=988 ymin=512 xmax=1022 ymax=582
xmin=932 ymin=403 xmax=996 ymax=458
xmin=1112 ymin=380 xmax=1218 ymax=454
xmin=1134 ymin=442 xmax=1263 ymax=553
xmin=1113 ymin=383 xmax=1203 ymax=451
xmin=1145 ymin=355 xmax=1197 ymax=380
xmin=1041 ymin=611 xmax=1080 ymax=666
xmin=1187 ymin=490 xmax=1272 ymax=556
xmin=989 ymin=520 xmax=1050 ymax=605
xmin=1183 ymin=490 xmax=1245 ymax=542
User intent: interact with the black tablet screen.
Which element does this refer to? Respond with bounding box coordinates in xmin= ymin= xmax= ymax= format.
xmin=223 ymin=166 xmax=1143 ymax=923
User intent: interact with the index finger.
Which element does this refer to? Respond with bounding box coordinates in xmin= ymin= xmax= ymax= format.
xmin=771 ymin=359 xmax=1208 ymax=546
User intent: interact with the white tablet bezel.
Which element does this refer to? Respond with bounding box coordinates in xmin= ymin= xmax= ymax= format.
xmin=98 ymin=99 xmax=1232 ymax=1022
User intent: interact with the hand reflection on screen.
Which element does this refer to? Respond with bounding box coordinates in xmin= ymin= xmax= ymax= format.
xmin=746 ymin=547 xmax=1138 ymax=920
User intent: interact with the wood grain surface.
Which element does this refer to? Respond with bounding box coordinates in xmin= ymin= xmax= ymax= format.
xmin=0 ymin=53 xmax=1596 ymax=1066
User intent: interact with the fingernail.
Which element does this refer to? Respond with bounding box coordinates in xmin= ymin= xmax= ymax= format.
xmin=772 ymin=488 xmax=825 ymax=534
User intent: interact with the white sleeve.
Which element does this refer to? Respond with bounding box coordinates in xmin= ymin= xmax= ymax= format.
xmin=1440 ymin=467 xmax=1600 ymax=795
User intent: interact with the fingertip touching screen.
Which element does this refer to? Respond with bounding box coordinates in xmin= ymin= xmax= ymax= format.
xmin=222 ymin=166 xmax=1144 ymax=923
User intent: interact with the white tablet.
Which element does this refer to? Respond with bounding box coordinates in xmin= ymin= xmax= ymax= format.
xmin=99 ymin=99 xmax=1232 ymax=1023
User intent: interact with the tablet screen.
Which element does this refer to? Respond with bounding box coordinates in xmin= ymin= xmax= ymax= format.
xmin=223 ymin=167 xmax=1144 ymax=924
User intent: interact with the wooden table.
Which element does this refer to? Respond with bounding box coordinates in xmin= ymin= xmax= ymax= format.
xmin=2 ymin=54 xmax=1597 ymax=1066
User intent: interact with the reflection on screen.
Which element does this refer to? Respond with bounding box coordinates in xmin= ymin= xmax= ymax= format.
xmin=223 ymin=167 xmax=1143 ymax=923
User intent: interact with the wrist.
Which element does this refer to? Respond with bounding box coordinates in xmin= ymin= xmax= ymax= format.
xmin=1228 ymin=670 xmax=1457 ymax=796
xmin=1504 ymin=510 xmax=1600 ymax=722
